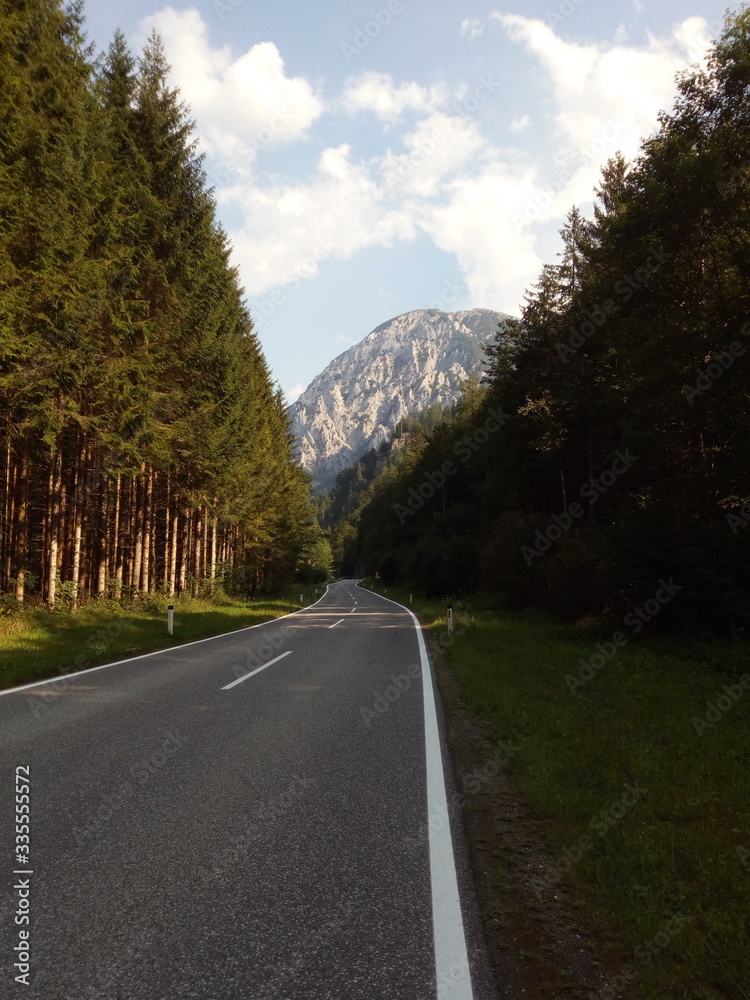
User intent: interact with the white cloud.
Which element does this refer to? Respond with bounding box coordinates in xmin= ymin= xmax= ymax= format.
xmin=493 ymin=13 xmax=707 ymax=165
xmin=460 ymin=18 xmax=483 ymax=39
xmin=510 ymin=114 xmax=531 ymax=132
xmin=225 ymin=143 xmax=415 ymax=296
xmin=141 ymin=7 xmax=323 ymax=162
xmin=673 ymin=17 xmax=713 ymax=65
xmin=614 ymin=24 xmax=629 ymax=45
xmin=381 ymin=112 xmax=488 ymax=197
xmin=417 ymin=161 xmax=544 ymax=310
xmin=285 ymin=383 xmax=305 ymax=403
xmin=341 ymin=72 xmax=448 ymax=122
xmin=149 ymin=7 xmax=714 ymax=320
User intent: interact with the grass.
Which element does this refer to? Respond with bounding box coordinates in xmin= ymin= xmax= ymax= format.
xmin=365 ymin=580 xmax=750 ymax=1000
xmin=0 ymin=582 xmax=326 ymax=691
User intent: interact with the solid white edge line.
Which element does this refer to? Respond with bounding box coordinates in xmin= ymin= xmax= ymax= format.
xmin=328 ymin=619 xmax=345 ymax=629
xmin=221 ymin=650 xmax=293 ymax=690
xmin=0 ymin=586 xmax=332 ymax=698
xmin=355 ymin=582 xmax=474 ymax=1000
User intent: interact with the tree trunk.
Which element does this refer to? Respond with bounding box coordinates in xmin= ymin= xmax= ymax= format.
xmin=178 ymin=511 xmax=189 ymax=593
xmin=140 ymin=466 xmax=153 ymax=592
xmin=2 ymin=433 xmax=12 ymax=592
xmin=210 ymin=516 xmax=218 ymax=593
xmin=96 ymin=460 xmax=109 ymax=596
xmin=192 ymin=510 xmax=202 ymax=597
xmin=13 ymin=448 xmax=28 ymax=603
xmin=46 ymin=447 xmax=63 ymax=607
xmin=4 ymin=443 xmax=16 ymax=592
xmin=70 ymin=446 xmax=83 ymax=612
xmin=60 ymin=441 xmax=73 ymax=585
xmin=169 ymin=499 xmax=179 ymax=600
xmin=113 ymin=473 xmax=123 ymax=600
xmin=201 ymin=507 xmax=209 ymax=592
xmin=131 ymin=470 xmax=144 ymax=593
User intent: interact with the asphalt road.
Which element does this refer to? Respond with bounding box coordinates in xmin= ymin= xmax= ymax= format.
xmin=0 ymin=581 xmax=499 ymax=999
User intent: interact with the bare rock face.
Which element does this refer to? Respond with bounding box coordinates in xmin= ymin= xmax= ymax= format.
xmin=288 ymin=308 xmax=513 ymax=491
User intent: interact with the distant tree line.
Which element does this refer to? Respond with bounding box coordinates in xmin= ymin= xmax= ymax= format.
xmin=344 ymin=9 xmax=750 ymax=633
xmin=316 ymin=399 xmax=464 ymax=573
xmin=0 ymin=1 xmax=315 ymax=607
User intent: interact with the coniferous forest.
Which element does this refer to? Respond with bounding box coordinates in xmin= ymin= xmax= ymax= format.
xmin=342 ymin=10 xmax=750 ymax=635
xmin=0 ymin=1 xmax=315 ymax=608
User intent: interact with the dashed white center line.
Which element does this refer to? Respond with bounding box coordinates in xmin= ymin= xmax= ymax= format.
xmin=222 ymin=651 xmax=293 ymax=690
xmin=328 ymin=619 xmax=345 ymax=629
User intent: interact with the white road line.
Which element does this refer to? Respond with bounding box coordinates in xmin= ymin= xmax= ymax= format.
xmin=0 ymin=588 xmax=331 ymax=698
xmin=221 ymin=650 xmax=293 ymax=690
xmin=356 ymin=584 xmax=474 ymax=1000
xmin=349 ymin=607 xmax=356 ymax=613
xmin=328 ymin=619 xmax=345 ymax=629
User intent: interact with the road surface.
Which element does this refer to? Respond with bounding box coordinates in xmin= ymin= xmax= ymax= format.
xmin=0 ymin=581 xmax=498 ymax=999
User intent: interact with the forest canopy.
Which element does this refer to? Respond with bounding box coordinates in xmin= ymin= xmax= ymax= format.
xmin=0 ymin=0 xmax=316 ymax=607
xmin=343 ymin=7 xmax=750 ymax=634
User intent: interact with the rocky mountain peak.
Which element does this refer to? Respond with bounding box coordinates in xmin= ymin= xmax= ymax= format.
xmin=288 ymin=307 xmax=513 ymax=491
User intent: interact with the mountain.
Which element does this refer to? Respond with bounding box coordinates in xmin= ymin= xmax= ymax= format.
xmin=288 ymin=308 xmax=513 ymax=491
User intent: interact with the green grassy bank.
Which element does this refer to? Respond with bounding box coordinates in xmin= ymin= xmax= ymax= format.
xmin=0 ymin=583 xmax=326 ymax=691
xmin=365 ymin=582 xmax=749 ymax=1000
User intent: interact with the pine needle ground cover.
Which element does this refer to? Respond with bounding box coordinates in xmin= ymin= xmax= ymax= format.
xmin=369 ymin=584 xmax=749 ymax=1000
xmin=0 ymin=584 xmax=323 ymax=691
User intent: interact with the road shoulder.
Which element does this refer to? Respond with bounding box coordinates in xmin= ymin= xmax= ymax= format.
xmin=425 ymin=628 xmax=612 ymax=1000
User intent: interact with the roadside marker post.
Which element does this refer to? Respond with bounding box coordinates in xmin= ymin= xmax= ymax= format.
xmin=167 ymin=605 xmax=174 ymax=636
xmin=447 ymin=605 xmax=453 ymax=634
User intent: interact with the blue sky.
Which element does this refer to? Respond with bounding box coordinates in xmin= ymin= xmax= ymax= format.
xmin=81 ymin=0 xmax=732 ymax=400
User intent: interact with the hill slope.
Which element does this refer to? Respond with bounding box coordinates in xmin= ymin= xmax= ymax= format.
xmin=289 ymin=308 xmax=512 ymax=490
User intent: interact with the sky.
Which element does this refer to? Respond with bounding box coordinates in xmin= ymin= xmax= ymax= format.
xmin=80 ymin=0 xmax=733 ymax=402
